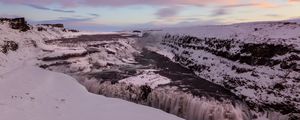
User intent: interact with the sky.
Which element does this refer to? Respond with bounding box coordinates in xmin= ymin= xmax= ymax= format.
xmin=0 ymin=0 xmax=300 ymax=31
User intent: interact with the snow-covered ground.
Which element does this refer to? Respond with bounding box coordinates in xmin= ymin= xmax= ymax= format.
xmin=0 ymin=22 xmax=81 ymax=75
xmin=160 ymin=21 xmax=300 ymax=49
xmin=143 ymin=21 xmax=300 ymax=119
xmin=0 ymin=66 xmax=182 ymax=120
xmin=0 ymin=20 xmax=183 ymax=120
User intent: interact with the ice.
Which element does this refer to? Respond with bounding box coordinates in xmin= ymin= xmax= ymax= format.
xmin=119 ymin=71 xmax=171 ymax=89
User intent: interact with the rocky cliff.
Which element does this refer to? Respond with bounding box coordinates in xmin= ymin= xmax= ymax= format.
xmin=0 ymin=17 xmax=30 ymax=31
xmin=143 ymin=21 xmax=300 ymax=119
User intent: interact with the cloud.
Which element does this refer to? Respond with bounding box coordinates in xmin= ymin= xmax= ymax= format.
xmin=211 ymin=8 xmax=228 ymax=17
xmin=155 ymin=6 xmax=181 ymax=18
xmin=256 ymin=2 xmax=278 ymax=8
xmin=25 ymin=4 xmax=75 ymax=13
xmin=221 ymin=3 xmax=258 ymax=8
xmin=51 ymin=9 xmax=75 ymax=13
xmin=89 ymin=13 xmax=100 ymax=17
xmin=31 ymin=17 xmax=94 ymax=25
xmin=172 ymin=19 xmax=222 ymax=27
xmin=211 ymin=2 xmax=279 ymax=17
xmin=265 ymin=14 xmax=281 ymax=17
xmin=218 ymin=2 xmax=279 ymax=9
xmin=26 ymin=4 xmax=51 ymax=10
xmin=210 ymin=3 xmax=255 ymax=17
xmin=0 ymin=0 xmax=238 ymax=7
xmin=289 ymin=0 xmax=300 ymax=2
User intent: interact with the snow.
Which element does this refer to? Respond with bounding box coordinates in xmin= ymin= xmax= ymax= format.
xmin=119 ymin=71 xmax=171 ymax=89
xmin=0 ymin=22 xmax=87 ymax=75
xmin=0 ymin=66 xmax=183 ymax=120
xmin=152 ymin=21 xmax=300 ymax=50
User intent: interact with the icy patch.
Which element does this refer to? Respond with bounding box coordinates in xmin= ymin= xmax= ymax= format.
xmin=120 ymin=71 xmax=171 ymax=89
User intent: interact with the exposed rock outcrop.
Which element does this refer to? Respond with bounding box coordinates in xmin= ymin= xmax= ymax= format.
xmin=41 ymin=24 xmax=64 ymax=28
xmin=0 ymin=17 xmax=30 ymax=31
xmin=0 ymin=41 xmax=18 ymax=54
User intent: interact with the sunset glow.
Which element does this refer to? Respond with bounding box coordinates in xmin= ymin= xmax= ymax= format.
xmin=0 ymin=0 xmax=300 ymax=31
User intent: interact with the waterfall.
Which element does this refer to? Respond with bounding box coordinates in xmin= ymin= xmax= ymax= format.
xmin=80 ymin=79 xmax=252 ymax=120
xmin=148 ymin=89 xmax=251 ymax=120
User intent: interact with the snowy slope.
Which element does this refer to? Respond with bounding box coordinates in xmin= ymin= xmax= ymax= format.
xmin=161 ymin=21 xmax=300 ymax=49
xmin=0 ymin=66 xmax=182 ymax=120
xmin=0 ymin=22 xmax=80 ymax=74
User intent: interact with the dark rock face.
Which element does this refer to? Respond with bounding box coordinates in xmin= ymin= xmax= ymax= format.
xmin=241 ymin=44 xmax=291 ymax=58
xmin=133 ymin=30 xmax=142 ymax=33
xmin=0 ymin=41 xmax=19 ymax=54
xmin=68 ymin=29 xmax=79 ymax=32
xmin=0 ymin=17 xmax=78 ymax=32
xmin=139 ymin=85 xmax=152 ymax=100
xmin=0 ymin=18 xmax=30 ymax=32
xmin=162 ymin=34 xmax=297 ymax=68
xmin=37 ymin=27 xmax=47 ymax=31
xmin=39 ymin=61 xmax=72 ymax=69
xmin=239 ymin=43 xmax=292 ymax=66
xmin=40 ymin=52 xmax=88 ymax=61
xmin=38 ymin=24 xmax=78 ymax=33
xmin=41 ymin=24 xmax=64 ymax=28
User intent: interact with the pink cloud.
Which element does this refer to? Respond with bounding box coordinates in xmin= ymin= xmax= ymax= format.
xmin=155 ymin=6 xmax=182 ymax=18
xmin=0 ymin=0 xmax=79 ymax=7
xmin=289 ymin=0 xmax=300 ymax=2
xmin=80 ymin=0 xmax=238 ymax=6
xmin=0 ymin=0 xmax=238 ymax=7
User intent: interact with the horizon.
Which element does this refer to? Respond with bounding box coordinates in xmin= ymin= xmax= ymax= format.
xmin=1 ymin=0 xmax=300 ymax=31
